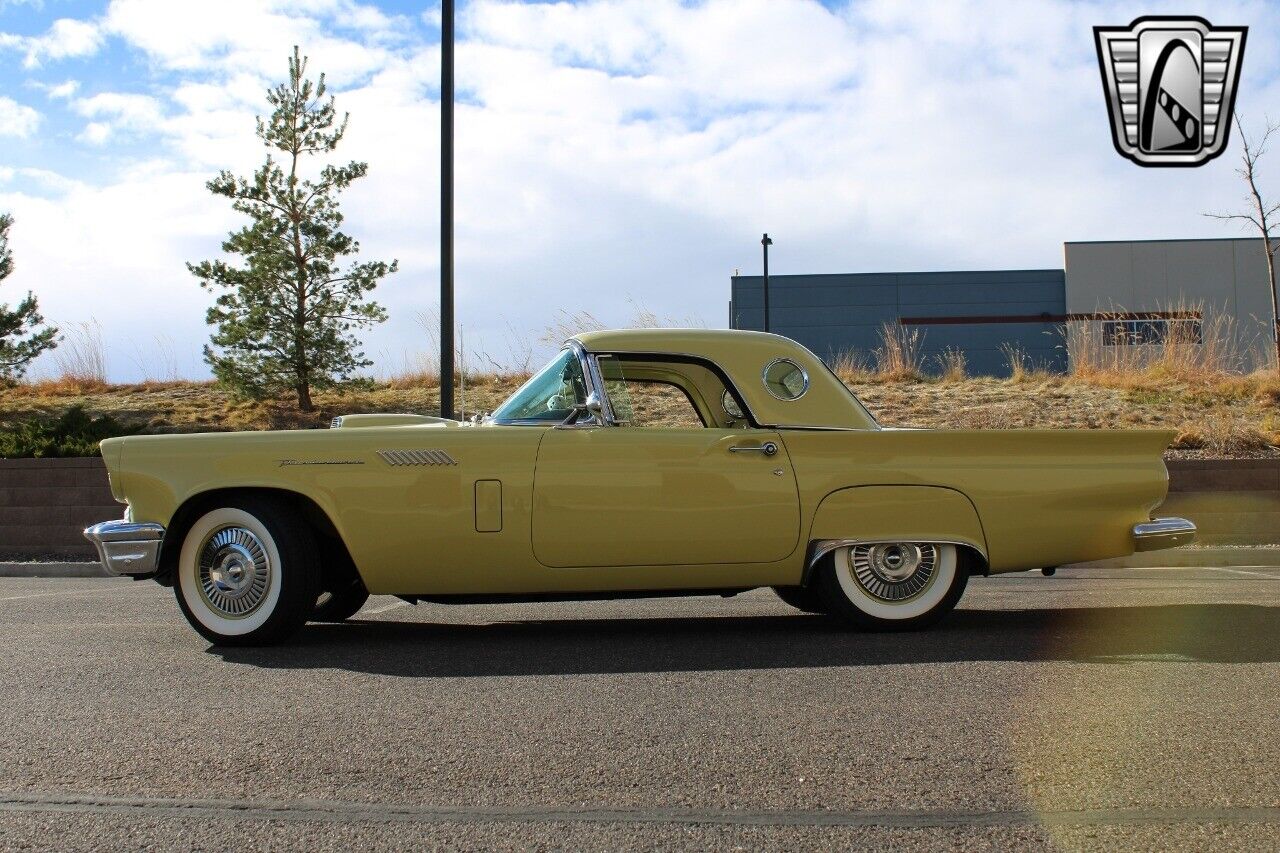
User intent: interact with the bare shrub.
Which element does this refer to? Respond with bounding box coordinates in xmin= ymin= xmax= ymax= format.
xmin=52 ymin=319 xmax=107 ymax=388
xmin=1174 ymin=412 xmax=1272 ymax=455
xmin=1001 ymin=342 xmax=1029 ymax=382
xmin=872 ymin=322 xmax=924 ymax=381
xmin=935 ymin=347 xmax=967 ymax=383
xmin=829 ymin=349 xmax=873 ymax=383
xmin=539 ymin=309 xmax=605 ymax=348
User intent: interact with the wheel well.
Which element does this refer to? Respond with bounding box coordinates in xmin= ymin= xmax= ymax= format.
xmin=155 ymin=487 xmax=362 ymax=591
xmin=801 ymin=540 xmax=989 ymax=586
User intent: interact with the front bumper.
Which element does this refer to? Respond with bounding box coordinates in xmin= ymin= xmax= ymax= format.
xmin=1132 ymin=517 xmax=1197 ymax=552
xmin=83 ymin=520 xmax=165 ymax=576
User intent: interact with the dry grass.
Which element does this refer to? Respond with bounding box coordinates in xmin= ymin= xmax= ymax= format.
xmin=4 ymin=368 xmax=1275 ymax=459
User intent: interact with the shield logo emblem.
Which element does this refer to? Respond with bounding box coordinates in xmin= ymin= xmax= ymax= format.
xmin=1094 ymin=16 xmax=1247 ymax=167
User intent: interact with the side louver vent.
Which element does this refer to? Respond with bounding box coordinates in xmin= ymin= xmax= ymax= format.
xmin=378 ymin=449 xmax=458 ymax=467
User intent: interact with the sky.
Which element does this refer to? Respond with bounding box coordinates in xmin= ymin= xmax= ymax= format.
xmin=1 ymin=0 xmax=1278 ymax=381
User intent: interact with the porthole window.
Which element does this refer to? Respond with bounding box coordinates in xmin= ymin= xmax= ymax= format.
xmin=762 ymin=358 xmax=809 ymax=401
xmin=721 ymin=389 xmax=745 ymax=420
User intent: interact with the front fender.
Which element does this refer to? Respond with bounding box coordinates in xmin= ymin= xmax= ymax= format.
xmin=804 ymin=485 xmax=989 ymax=579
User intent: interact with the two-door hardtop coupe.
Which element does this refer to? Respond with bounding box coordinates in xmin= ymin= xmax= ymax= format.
xmin=86 ymin=329 xmax=1195 ymax=645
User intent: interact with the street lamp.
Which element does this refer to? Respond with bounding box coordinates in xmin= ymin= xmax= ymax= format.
xmin=440 ymin=0 xmax=456 ymax=420
xmin=761 ymin=233 xmax=773 ymax=333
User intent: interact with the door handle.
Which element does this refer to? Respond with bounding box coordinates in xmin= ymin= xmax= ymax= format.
xmin=729 ymin=441 xmax=778 ymax=456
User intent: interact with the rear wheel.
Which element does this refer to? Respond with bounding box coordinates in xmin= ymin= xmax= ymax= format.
xmin=813 ymin=542 xmax=968 ymax=631
xmin=173 ymin=498 xmax=319 ymax=646
xmin=312 ymin=577 xmax=369 ymax=623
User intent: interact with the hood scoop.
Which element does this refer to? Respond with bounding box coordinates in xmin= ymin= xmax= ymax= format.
xmin=330 ymin=414 xmax=458 ymax=429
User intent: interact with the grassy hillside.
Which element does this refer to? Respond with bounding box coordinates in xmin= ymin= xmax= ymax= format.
xmin=2 ymin=370 xmax=1276 ymax=459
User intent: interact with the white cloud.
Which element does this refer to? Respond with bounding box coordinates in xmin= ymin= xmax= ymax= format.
xmin=8 ymin=0 xmax=1280 ymax=382
xmin=73 ymin=92 xmax=166 ymax=143
xmin=0 ymin=96 xmax=41 ymax=137
xmin=18 ymin=18 xmax=102 ymax=67
xmin=45 ymin=79 xmax=80 ymax=99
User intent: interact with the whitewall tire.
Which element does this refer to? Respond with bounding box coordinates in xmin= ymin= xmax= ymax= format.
xmin=174 ymin=498 xmax=318 ymax=646
xmin=814 ymin=542 xmax=969 ymax=630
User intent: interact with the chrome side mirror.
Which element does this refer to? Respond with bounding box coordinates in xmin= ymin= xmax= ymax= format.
xmin=560 ymin=391 xmax=604 ymax=427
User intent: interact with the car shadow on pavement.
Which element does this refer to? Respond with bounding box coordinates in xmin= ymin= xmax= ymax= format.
xmin=211 ymin=602 xmax=1280 ymax=677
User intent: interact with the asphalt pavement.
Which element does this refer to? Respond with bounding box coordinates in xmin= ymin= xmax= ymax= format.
xmin=1 ymin=567 xmax=1278 ymax=851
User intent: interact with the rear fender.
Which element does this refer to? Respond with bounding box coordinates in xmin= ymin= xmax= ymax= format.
xmin=803 ymin=485 xmax=989 ymax=583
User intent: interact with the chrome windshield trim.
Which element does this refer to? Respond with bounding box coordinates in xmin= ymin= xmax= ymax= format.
xmin=490 ymin=343 xmax=606 ymax=427
xmin=572 ymin=340 xmax=616 ymax=426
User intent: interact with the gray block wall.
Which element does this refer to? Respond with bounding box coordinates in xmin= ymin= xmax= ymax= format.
xmin=0 ymin=458 xmax=121 ymax=559
xmin=730 ymin=270 xmax=1067 ymax=377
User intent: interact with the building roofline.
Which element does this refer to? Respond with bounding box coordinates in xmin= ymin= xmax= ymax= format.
xmin=1063 ymin=237 xmax=1265 ymax=246
xmin=730 ymin=268 xmax=1064 ymax=280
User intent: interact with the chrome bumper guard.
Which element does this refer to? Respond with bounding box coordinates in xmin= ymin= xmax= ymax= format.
xmin=1132 ymin=517 xmax=1197 ymax=552
xmin=83 ymin=520 xmax=165 ymax=576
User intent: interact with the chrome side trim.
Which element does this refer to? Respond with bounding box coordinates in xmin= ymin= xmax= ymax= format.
xmin=330 ymin=416 xmax=343 ymax=429
xmin=1133 ymin=517 xmax=1197 ymax=552
xmin=83 ymin=520 xmax=165 ymax=577
xmin=807 ymin=538 xmax=987 ymax=569
xmin=378 ymin=449 xmax=458 ymax=466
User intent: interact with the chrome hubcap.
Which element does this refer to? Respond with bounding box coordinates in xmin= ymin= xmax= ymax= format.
xmin=850 ymin=543 xmax=937 ymax=602
xmin=198 ymin=526 xmax=271 ymax=618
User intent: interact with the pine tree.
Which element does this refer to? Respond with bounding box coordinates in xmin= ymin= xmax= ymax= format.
xmin=189 ymin=47 xmax=396 ymax=411
xmin=0 ymin=213 xmax=58 ymax=383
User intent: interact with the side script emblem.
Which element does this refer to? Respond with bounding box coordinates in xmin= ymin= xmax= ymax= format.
xmin=1094 ymin=16 xmax=1246 ymax=167
xmin=378 ymin=449 xmax=458 ymax=467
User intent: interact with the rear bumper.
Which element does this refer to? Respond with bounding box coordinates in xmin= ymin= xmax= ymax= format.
xmin=1132 ymin=517 xmax=1197 ymax=552
xmin=83 ymin=520 xmax=165 ymax=576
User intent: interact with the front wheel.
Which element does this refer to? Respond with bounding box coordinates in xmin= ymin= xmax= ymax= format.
xmin=174 ymin=499 xmax=319 ymax=646
xmin=813 ymin=542 xmax=969 ymax=631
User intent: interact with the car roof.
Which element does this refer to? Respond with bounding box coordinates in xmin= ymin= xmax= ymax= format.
xmin=572 ymin=328 xmax=878 ymax=430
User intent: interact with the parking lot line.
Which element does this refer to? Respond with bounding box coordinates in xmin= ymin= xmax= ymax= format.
xmin=0 ymin=585 xmax=141 ymax=603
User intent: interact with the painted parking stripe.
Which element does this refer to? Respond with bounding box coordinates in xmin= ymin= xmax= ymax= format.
xmin=0 ymin=585 xmax=142 ymax=603
xmin=1 ymin=791 xmax=1279 ymax=829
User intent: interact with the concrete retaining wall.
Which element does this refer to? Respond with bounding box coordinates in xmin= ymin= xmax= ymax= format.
xmin=0 ymin=458 xmax=119 ymax=560
xmin=1160 ymin=459 xmax=1280 ymax=545
xmin=0 ymin=456 xmax=1276 ymax=560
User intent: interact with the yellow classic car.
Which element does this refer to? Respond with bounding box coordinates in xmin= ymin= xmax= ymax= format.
xmin=85 ymin=329 xmax=1195 ymax=645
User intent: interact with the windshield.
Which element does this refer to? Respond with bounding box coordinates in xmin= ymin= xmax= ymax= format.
xmin=490 ymin=348 xmax=589 ymax=423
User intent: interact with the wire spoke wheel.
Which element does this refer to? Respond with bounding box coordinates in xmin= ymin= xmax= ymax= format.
xmin=197 ymin=526 xmax=273 ymax=619
xmin=849 ymin=542 xmax=937 ymax=602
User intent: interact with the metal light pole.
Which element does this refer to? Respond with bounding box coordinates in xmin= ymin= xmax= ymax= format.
xmin=761 ymin=233 xmax=773 ymax=333
xmin=439 ymin=0 xmax=456 ymax=420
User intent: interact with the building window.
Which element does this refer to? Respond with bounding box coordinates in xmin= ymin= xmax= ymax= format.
xmin=1102 ymin=318 xmax=1202 ymax=346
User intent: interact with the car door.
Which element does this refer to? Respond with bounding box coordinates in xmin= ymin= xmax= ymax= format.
xmin=532 ymin=418 xmax=801 ymax=569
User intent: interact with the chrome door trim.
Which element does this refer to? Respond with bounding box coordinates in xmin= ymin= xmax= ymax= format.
xmin=728 ymin=442 xmax=778 ymax=456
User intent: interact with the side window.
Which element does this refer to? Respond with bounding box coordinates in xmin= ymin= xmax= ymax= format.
xmin=597 ymin=357 xmax=707 ymax=428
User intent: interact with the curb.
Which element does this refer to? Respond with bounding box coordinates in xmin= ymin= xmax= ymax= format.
xmin=0 ymin=562 xmax=110 ymax=578
xmin=1068 ymin=547 xmax=1280 ymax=569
